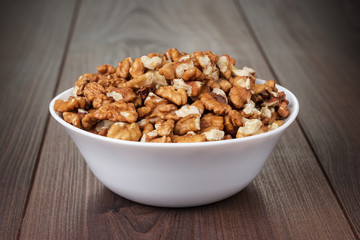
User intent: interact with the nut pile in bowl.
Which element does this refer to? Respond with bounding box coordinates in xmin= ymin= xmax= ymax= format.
xmin=54 ymin=49 xmax=290 ymax=143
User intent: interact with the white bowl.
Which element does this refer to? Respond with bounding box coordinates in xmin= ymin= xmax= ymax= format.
xmin=49 ymin=79 xmax=299 ymax=207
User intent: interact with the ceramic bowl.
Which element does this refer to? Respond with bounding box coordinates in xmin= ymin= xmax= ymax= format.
xmin=49 ymin=79 xmax=299 ymax=207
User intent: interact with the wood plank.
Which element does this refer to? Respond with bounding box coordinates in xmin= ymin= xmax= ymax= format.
xmin=20 ymin=0 xmax=355 ymax=239
xmin=0 ymin=0 xmax=77 ymax=239
xmin=237 ymin=0 xmax=360 ymax=235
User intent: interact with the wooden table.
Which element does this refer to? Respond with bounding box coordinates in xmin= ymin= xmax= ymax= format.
xmin=1 ymin=0 xmax=359 ymax=239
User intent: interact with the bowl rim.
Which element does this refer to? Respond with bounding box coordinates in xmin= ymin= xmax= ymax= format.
xmin=49 ymin=79 xmax=299 ymax=148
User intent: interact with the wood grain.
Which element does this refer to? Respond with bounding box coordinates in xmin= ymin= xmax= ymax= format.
xmin=237 ymin=0 xmax=360 ymax=235
xmin=0 ymin=0 xmax=76 ymax=239
xmin=20 ymin=0 xmax=355 ymax=239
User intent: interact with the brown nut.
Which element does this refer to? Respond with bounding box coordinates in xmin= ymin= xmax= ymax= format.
xmin=92 ymin=94 xmax=112 ymax=109
xmin=94 ymin=102 xmax=138 ymax=123
xmin=158 ymin=62 xmax=176 ymax=80
xmin=107 ymin=122 xmax=142 ymax=141
xmin=141 ymin=55 xmax=162 ymax=70
xmin=136 ymin=84 xmax=156 ymax=100
xmin=278 ymin=101 xmax=290 ymax=118
xmin=82 ymin=113 xmax=98 ymax=130
xmin=73 ymin=73 xmax=98 ymax=96
xmin=264 ymin=80 xmax=277 ymax=92
xmin=155 ymin=119 xmax=175 ymax=136
xmin=191 ymin=100 xmax=205 ymax=115
xmin=200 ymin=113 xmax=224 ymax=131
xmin=182 ymin=67 xmax=203 ymax=81
xmin=224 ymin=115 xmax=237 ymax=136
xmin=229 ymin=110 xmax=243 ymax=127
xmin=83 ymin=82 xmax=106 ymax=101
xmin=218 ymin=79 xmax=232 ymax=93
xmin=97 ymin=64 xmax=115 ymax=75
xmin=172 ymin=133 xmax=206 ymax=143
xmin=217 ymin=56 xmax=232 ymax=79
xmin=229 ymin=87 xmax=251 ymax=109
xmin=129 ymin=58 xmax=145 ymax=78
xmin=200 ymin=92 xmax=232 ymax=115
xmin=54 ymin=97 xmax=90 ymax=112
xmin=63 ymin=112 xmax=82 ymax=129
xmin=236 ymin=119 xmax=262 ymax=138
xmin=167 ymin=48 xmax=183 ymax=62
xmin=251 ymin=84 xmax=266 ymax=95
xmin=174 ymin=114 xmax=201 ymax=135
xmin=149 ymin=104 xmax=180 ymax=121
xmin=106 ymin=86 xmax=136 ymax=102
xmin=155 ymin=86 xmax=187 ymax=106
xmin=116 ymin=57 xmax=134 ymax=79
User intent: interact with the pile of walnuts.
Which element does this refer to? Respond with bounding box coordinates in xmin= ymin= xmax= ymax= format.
xmin=54 ymin=48 xmax=290 ymax=143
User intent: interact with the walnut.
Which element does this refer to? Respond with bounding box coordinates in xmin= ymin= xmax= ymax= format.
xmin=230 ymin=76 xmax=252 ymax=90
xmin=172 ymin=132 xmax=206 ymax=143
xmin=278 ymin=101 xmax=290 ymax=118
xmin=175 ymin=104 xmax=201 ymax=118
xmin=241 ymin=100 xmax=261 ymax=118
xmin=182 ymin=67 xmax=203 ymax=81
xmin=218 ymin=79 xmax=232 ymax=93
xmin=141 ymin=55 xmax=162 ymax=70
xmin=167 ymin=48 xmax=183 ymax=62
xmin=200 ymin=92 xmax=232 ymax=115
xmin=107 ymin=122 xmax=142 ymax=141
xmin=206 ymin=79 xmax=221 ymax=90
xmin=229 ymin=87 xmax=251 ymax=109
xmin=92 ymin=94 xmax=112 ymax=109
xmin=172 ymin=78 xmax=193 ymax=96
xmin=236 ymin=119 xmax=262 ymax=138
xmin=186 ymin=81 xmax=203 ymax=97
xmin=202 ymin=128 xmax=225 ymax=141
xmin=116 ymin=57 xmax=133 ymax=79
xmin=200 ymin=113 xmax=224 ymax=131
xmin=54 ymin=97 xmax=90 ymax=112
xmin=142 ymin=123 xmax=154 ymax=136
xmin=150 ymin=136 xmax=172 ymax=143
xmin=174 ymin=114 xmax=201 ymax=135
xmin=269 ymin=120 xmax=284 ymax=130
xmin=94 ymin=102 xmax=138 ymax=123
xmin=73 ymin=73 xmax=98 ymax=96
xmin=264 ymin=80 xmax=277 ymax=92
xmin=191 ymin=100 xmax=205 ymax=114
xmin=155 ymin=119 xmax=175 ymax=136
xmin=106 ymin=86 xmax=136 ymax=102
xmin=63 ymin=112 xmax=82 ymax=128
xmin=136 ymin=84 xmax=156 ymax=100
xmin=95 ymin=120 xmax=116 ymax=132
xmin=252 ymin=84 xmax=266 ymax=95
xmin=155 ymin=86 xmax=187 ymax=105
xmin=122 ymin=71 xmax=167 ymax=89
xmin=129 ymin=58 xmax=145 ymax=78
xmin=83 ymin=82 xmax=106 ymax=101
xmin=97 ymin=64 xmax=115 ymax=75
xmin=229 ymin=110 xmax=243 ymax=127
xmin=82 ymin=113 xmax=98 ymax=130
xmin=224 ymin=115 xmax=237 ymax=136
xmin=175 ymin=59 xmax=194 ymax=78
xmin=158 ymin=62 xmax=176 ymax=79
xmin=148 ymin=104 xmax=179 ymax=121
xmin=97 ymin=74 xmax=125 ymax=88
xmin=144 ymin=92 xmax=169 ymax=109
xmin=194 ymin=51 xmax=219 ymax=80
xmin=217 ymin=56 xmax=232 ymax=79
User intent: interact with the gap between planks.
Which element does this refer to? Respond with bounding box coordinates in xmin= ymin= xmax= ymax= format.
xmin=232 ymin=0 xmax=360 ymax=238
xmin=16 ymin=0 xmax=83 ymax=238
